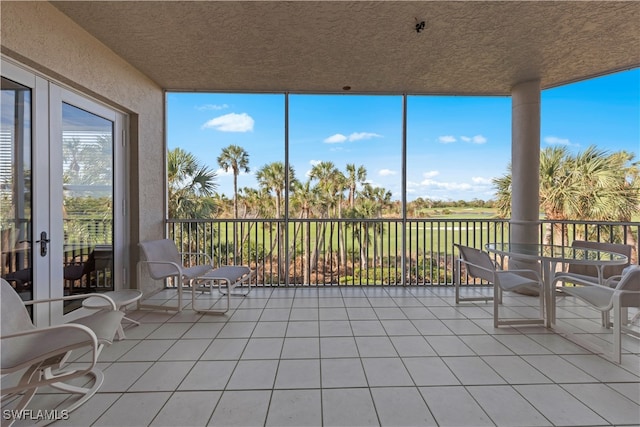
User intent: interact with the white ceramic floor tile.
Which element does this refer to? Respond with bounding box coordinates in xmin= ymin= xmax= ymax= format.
xmin=266 ymin=389 xmax=322 ymax=426
xmin=355 ymin=336 xmax=398 ymax=357
xmin=320 ymin=336 xmax=359 ymax=358
xmin=373 ymin=307 xmax=407 ymax=319
xmin=319 ymin=320 xmax=353 ymax=336
xmin=182 ymin=322 xmax=225 ymax=338
xmin=92 ymin=392 xmax=171 ymax=427
xmin=522 ymin=354 xmax=598 ymax=383
xmin=319 ymin=307 xmax=349 ymax=320
xmin=561 ymin=383 xmax=640 ymax=425
xmin=467 ymin=385 xmax=550 ymax=427
xmin=514 ymin=384 xmax=608 ymax=426
xmin=259 ymin=308 xmax=291 ymax=321
xmin=411 ymin=319 xmax=453 ymax=335
xmin=390 ymin=336 xmax=437 ymax=357
xmin=459 ymin=335 xmax=515 ymax=355
xmin=420 ymin=385 xmax=494 ymax=426
xmin=425 ymin=335 xmax=475 ymax=356
xmin=380 ymin=319 xmax=420 ymax=335
xmin=350 ymin=320 xmax=386 ymax=336
xmin=400 ymin=307 xmax=437 ymax=319
xmin=442 ymin=356 xmax=507 ymax=385
xmin=370 ymin=387 xmax=437 ymax=426
xmin=493 ymin=334 xmax=554 ymax=355
xmin=403 ymin=357 xmax=460 ymax=386
xmin=217 ymin=321 xmax=256 ymax=338
xmin=46 ymin=393 xmax=118 ymax=426
xmin=100 ymin=361 xmax=153 ymax=392
xmin=160 ymin=338 xmax=211 ymax=361
xmin=481 ymin=355 xmax=551 ymax=384
xmin=200 ymin=338 xmax=247 ymax=360
xmin=129 ymin=361 xmax=194 ymax=391
xmin=274 ymin=359 xmax=320 ymax=389
xmin=361 ymin=358 xmax=413 ymax=386
xmin=146 ymin=322 xmax=192 ymax=339
xmin=251 ymin=322 xmax=287 ymax=338
xmin=119 ymin=339 xmax=175 ymax=362
xmin=281 ymin=337 xmax=320 ymax=358
xmin=561 ymin=354 xmax=639 ymax=382
xmin=179 ymin=360 xmax=237 ymax=390
xmin=241 ymin=337 xmax=284 ymax=359
xmin=290 ymin=308 xmax=319 ymax=320
xmin=285 ymin=321 xmax=319 ymax=337
xmin=226 ymin=360 xmax=278 ymax=390
xmin=209 ymin=390 xmax=271 ymax=426
xmin=150 ymin=391 xmax=221 ymax=426
xmin=346 ymin=307 xmax=378 ymax=320
xmin=321 ymin=358 xmax=368 ymax=388
xmin=322 ymin=388 xmax=379 ymax=427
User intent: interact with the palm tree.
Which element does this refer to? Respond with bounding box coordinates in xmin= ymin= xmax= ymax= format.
xmin=167 ymin=148 xmax=217 ymax=218
xmin=290 ymin=179 xmax=320 ymax=283
xmin=255 ymin=162 xmax=295 ymax=218
xmin=256 ymin=162 xmax=296 ymax=281
xmin=493 ymin=146 xmax=640 ymax=244
xmin=346 ymin=163 xmax=367 ymax=209
xmin=217 ymin=144 xmax=250 ymax=219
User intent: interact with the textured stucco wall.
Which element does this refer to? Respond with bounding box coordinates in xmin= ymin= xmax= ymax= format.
xmin=1 ymin=1 xmax=165 ymax=294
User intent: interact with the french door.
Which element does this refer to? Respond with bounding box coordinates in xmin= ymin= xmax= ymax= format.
xmin=1 ymin=59 xmax=126 ymax=325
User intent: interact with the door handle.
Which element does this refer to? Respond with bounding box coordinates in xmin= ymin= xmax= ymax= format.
xmin=36 ymin=231 xmax=50 ymax=257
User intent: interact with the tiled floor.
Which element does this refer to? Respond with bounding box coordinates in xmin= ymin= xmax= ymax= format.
xmin=5 ymin=286 xmax=640 ymax=427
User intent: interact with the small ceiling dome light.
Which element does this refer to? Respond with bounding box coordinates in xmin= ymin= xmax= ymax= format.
xmin=415 ymin=19 xmax=426 ymax=33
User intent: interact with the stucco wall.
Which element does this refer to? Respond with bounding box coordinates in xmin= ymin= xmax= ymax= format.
xmin=1 ymin=1 xmax=165 ymax=294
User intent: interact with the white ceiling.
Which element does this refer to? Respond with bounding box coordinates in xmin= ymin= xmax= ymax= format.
xmin=51 ymin=1 xmax=640 ymax=95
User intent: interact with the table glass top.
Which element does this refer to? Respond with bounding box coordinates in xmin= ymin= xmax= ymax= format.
xmin=485 ymin=242 xmax=628 ymax=263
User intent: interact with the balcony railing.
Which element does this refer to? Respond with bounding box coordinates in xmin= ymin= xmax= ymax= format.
xmin=167 ymin=218 xmax=640 ymax=287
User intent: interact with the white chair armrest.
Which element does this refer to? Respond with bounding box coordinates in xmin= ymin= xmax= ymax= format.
xmin=21 ymin=293 xmax=118 ymax=311
xmin=139 ymin=259 xmax=186 ymax=279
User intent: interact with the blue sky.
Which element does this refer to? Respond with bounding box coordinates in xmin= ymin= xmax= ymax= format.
xmin=167 ymin=68 xmax=639 ymax=202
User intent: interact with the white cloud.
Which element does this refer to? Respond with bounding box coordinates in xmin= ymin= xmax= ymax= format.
xmin=201 ymin=113 xmax=254 ymax=132
xmin=471 ymin=176 xmax=492 ymax=184
xmin=460 ymin=135 xmax=487 ymax=144
xmin=324 ymin=133 xmax=348 ymax=143
xmin=348 ymin=132 xmax=382 ymax=141
xmin=438 ymin=135 xmax=457 ymax=144
xmin=324 ymin=132 xmax=382 ymax=143
xmin=471 ymin=135 xmax=487 ymax=144
xmin=544 ymin=136 xmax=572 ymax=146
xmin=422 ymin=170 xmax=439 ymax=179
xmin=379 ymin=169 xmax=396 ymax=176
xmin=197 ymin=103 xmax=229 ymax=111
xmin=420 ymin=179 xmax=473 ymax=191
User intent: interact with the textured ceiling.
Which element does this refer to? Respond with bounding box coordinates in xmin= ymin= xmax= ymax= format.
xmin=51 ymin=1 xmax=640 ymax=95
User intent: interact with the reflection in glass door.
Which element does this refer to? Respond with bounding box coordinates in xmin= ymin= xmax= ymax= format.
xmin=0 ymin=77 xmax=33 ymax=301
xmin=61 ymin=103 xmax=115 ymax=313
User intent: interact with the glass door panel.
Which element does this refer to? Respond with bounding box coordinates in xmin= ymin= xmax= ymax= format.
xmin=0 ymin=77 xmax=33 ymax=301
xmin=61 ymin=103 xmax=114 ymax=313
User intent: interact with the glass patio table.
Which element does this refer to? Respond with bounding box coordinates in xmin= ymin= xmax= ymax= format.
xmin=485 ymin=242 xmax=628 ymax=328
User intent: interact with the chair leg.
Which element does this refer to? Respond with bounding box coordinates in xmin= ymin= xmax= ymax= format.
xmin=45 ymin=367 xmax=104 ymax=412
xmin=613 ymin=298 xmax=622 ymax=364
xmin=493 ymin=283 xmax=499 ymax=328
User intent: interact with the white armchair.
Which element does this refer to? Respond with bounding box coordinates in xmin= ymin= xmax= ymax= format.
xmin=1 ymin=279 xmax=124 ymax=425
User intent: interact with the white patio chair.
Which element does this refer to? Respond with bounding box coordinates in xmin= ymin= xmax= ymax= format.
xmin=454 ymin=244 xmax=493 ymax=304
xmin=554 ymin=240 xmax=632 ymax=326
xmin=137 ymin=238 xmax=213 ymax=312
xmin=1 ymin=278 xmax=124 ymax=426
xmin=553 ymin=266 xmax=640 ymax=363
xmin=455 ymin=244 xmax=545 ymax=328
xmin=554 ymin=240 xmax=632 ymax=286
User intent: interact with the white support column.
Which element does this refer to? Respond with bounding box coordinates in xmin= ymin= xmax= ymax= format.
xmin=510 ymin=80 xmax=541 ymax=247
